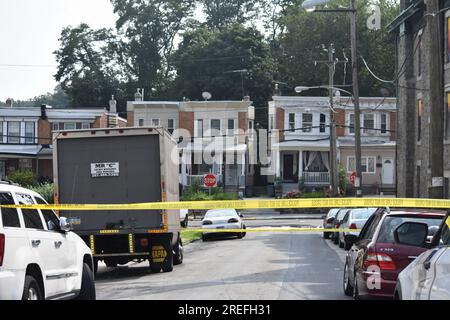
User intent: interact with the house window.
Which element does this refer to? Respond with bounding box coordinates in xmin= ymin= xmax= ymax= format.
xmin=52 ymin=123 xmax=59 ymax=131
xmin=19 ymin=159 xmax=32 ymax=170
xmin=248 ymin=120 xmax=254 ymax=130
xmin=349 ymin=113 xmax=355 ymax=134
xmin=210 ymin=119 xmax=221 ymax=136
xmin=168 ymin=119 xmax=175 ymax=134
xmin=418 ymin=98 xmax=422 ymax=141
xmin=138 ymin=119 xmax=144 ymax=127
xmin=25 ymin=122 xmax=35 ymax=144
xmin=81 ymin=123 xmax=90 ymax=129
xmin=363 ymin=114 xmax=375 ymax=134
xmin=288 ymin=113 xmax=295 ymax=132
xmin=0 ymin=121 xmax=3 ymax=143
xmin=347 ymin=156 xmax=376 ymax=174
xmin=7 ymin=122 xmax=20 ymax=144
xmin=320 ymin=114 xmax=326 ymax=133
xmin=196 ymin=119 xmax=203 ymax=137
xmin=227 ymin=119 xmax=235 ymax=135
xmin=64 ymin=122 xmax=76 ymax=130
xmin=380 ymin=113 xmax=388 ymax=134
xmin=302 ymin=113 xmax=313 ymax=133
xmin=151 ymin=119 xmax=160 ymax=127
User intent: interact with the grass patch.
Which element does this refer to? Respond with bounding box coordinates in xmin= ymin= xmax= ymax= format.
xmin=181 ymin=229 xmax=203 ymax=245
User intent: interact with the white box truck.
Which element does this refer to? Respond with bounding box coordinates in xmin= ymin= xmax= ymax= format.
xmin=53 ymin=127 xmax=182 ymax=273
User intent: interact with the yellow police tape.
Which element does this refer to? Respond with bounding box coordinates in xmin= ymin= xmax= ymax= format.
xmin=1 ymin=197 xmax=450 ymax=211
xmin=191 ymin=228 xmax=360 ymax=233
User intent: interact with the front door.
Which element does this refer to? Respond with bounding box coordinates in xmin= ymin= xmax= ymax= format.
xmin=283 ymin=154 xmax=294 ymax=181
xmin=382 ymin=158 xmax=394 ymax=185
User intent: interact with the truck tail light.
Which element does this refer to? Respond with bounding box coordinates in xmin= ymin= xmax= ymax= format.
xmin=0 ymin=233 xmax=5 ymax=267
xmin=140 ymin=238 xmax=149 ymax=248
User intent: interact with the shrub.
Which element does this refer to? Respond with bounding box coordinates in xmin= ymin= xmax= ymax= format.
xmin=7 ymin=170 xmax=37 ymax=187
xmin=28 ymin=183 xmax=55 ymax=203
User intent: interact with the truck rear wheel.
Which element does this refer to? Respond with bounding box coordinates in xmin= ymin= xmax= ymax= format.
xmin=173 ymin=238 xmax=183 ymax=265
xmin=162 ymin=254 xmax=174 ymax=273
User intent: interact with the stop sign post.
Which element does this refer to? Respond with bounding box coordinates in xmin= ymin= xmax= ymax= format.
xmin=203 ymin=174 xmax=217 ymax=193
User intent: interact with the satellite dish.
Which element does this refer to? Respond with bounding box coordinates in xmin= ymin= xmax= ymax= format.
xmin=202 ymin=92 xmax=212 ymax=101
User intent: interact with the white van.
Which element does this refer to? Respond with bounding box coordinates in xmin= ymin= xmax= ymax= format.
xmin=0 ymin=182 xmax=95 ymax=300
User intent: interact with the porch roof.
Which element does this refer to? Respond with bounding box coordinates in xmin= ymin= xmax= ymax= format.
xmin=273 ymin=139 xmax=330 ymax=151
xmin=182 ymin=142 xmax=247 ymax=153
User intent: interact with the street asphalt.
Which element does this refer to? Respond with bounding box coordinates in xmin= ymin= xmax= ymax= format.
xmin=95 ymin=212 xmax=350 ymax=300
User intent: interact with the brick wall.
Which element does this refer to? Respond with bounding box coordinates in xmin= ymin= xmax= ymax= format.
xmin=179 ymin=111 xmax=194 ymax=136
xmin=335 ymin=108 xmax=345 ymax=137
xmin=276 ymin=108 xmax=285 ymax=141
xmin=127 ymin=111 xmax=134 ymax=127
xmin=38 ymin=118 xmax=51 ymax=145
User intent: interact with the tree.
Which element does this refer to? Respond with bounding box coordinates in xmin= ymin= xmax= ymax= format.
xmin=171 ymin=24 xmax=275 ymax=127
xmin=274 ymin=0 xmax=399 ymax=97
xmin=111 ymin=0 xmax=195 ymax=98
xmin=54 ymin=24 xmax=127 ymax=109
xmin=200 ymin=0 xmax=260 ymax=29
xmin=0 ymin=85 xmax=70 ymax=108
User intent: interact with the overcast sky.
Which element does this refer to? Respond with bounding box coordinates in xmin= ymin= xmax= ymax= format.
xmin=0 ymin=0 xmax=117 ymax=101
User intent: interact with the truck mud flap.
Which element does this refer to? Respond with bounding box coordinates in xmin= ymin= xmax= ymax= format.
xmin=149 ymin=233 xmax=173 ymax=273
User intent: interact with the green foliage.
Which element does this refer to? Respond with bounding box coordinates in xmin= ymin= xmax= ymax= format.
xmin=28 ymin=183 xmax=55 ymax=204
xmin=201 ymin=0 xmax=259 ymax=29
xmin=282 ymin=190 xmax=326 ymax=199
xmin=181 ymin=185 xmax=239 ymax=201
xmin=339 ymin=164 xmax=348 ymax=194
xmin=7 ymin=170 xmax=37 ymax=187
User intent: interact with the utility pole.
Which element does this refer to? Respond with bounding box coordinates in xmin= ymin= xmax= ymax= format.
xmin=350 ymin=0 xmax=363 ymax=197
xmin=316 ymin=43 xmax=346 ymax=197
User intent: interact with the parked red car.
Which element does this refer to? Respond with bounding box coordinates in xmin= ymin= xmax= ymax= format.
xmin=343 ymin=208 xmax=446 ymax=300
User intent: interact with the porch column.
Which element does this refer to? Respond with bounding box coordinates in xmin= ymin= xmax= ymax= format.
xmin=181 ymin=152 xmax=187 ymax=186
xmin=241 ymin=153 xmax=245 ymax=176
xmin=298 ymin=150 xmax=303 ymax=181
xmin=275 ymin=150 xmax=281 ymax=178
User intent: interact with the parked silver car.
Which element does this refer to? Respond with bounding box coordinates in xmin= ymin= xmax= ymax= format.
xmin=202 ymin=209 xmax=246 ymax=241
xmin=338 ymin=208 xmax=377 ymax=250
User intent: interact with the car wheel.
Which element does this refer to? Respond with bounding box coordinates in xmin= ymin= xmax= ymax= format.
xmin=333 ymin=233 xmax=339 ymax=245
xmin=173 ymin=239 xmax=183 ymax=265
xmin=343 ymin=261 xmax=354 ymax=296
xmin=353 ymin=272 xmax=360 ymax=300
xmin=339 ymin=237 xmax=344 ymax=249
xmin=202 ymin=234 xmax=208 ymax=242
xmin=238 ymin=225 xmax=247 ymax=239
xmin=22 ymin=275 xmax=43 ymax=300
xmin=344 ymin=238 xmax=352 ymax=251
xmin=150 ymin=266 xmax=161 ymax=273
xmin=76 ymin=263 xmax=96 ymax=300
xmin=93 ymin=259 xmax=98 ymax=274
xmin=323 ymin=232 xmax=330 ymax=239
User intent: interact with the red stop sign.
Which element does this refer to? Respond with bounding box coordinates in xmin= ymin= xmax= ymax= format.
xmin=350 ymin=172 xmax=356 ymax=186
xmin=203 ymin=174 xmax=217 ymax=188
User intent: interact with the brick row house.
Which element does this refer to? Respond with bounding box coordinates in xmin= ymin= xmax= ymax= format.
xmin=0 ymin=104 xmax=126 ymax=180
xmin=268 ymin=95 xmax=397 ymax=194
xmin=127 ymin=98 xmax=256 ymax=194
xmin=389 ymin=0 xmax=450 ymax=198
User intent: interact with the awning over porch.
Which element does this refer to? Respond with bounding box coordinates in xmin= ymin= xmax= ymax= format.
xmin=182 ymin=142 xmax=247 ymax=153
xmin=0 ymin=145 xmax=53 ymax=158
xmin=272 ymin=139 xmax=331 ymax=151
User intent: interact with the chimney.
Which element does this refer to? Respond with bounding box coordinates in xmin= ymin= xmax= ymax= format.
xmin=134 ymin=88 xmax=143 ymax=102
xmin=5 ymin=98 xmax=13 ymax=108
xmin=40 ymin=104 xmax=48 ymax=119
xmin=109 ymin=95 xmax=117 ymax=113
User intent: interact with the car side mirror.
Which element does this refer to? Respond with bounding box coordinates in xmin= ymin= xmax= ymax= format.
xmin=59 ymin=217 xmax=73 ymax=232
xmin=239 ymin=214 xmax=244 ymax=218
xmin=394 ymin=222 xmax=428 ymax=247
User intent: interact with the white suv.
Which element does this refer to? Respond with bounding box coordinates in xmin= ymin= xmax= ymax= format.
xmin=0 ymin=182 xmax=95 ymax=300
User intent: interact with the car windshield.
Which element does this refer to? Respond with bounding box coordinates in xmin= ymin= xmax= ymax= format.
xmin=205 ymin=210 xmax=236 ymax=218
xmin=352 ymin=208 xmax=377 ymax=220
xmin=327 ymin=209 xmax=339 ymax=219
xmin=377 ymin=216 xmax=443 ymax=243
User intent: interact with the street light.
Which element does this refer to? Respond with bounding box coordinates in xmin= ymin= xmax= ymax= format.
xmin=302 ymin=0 xmax=363 ymax=197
